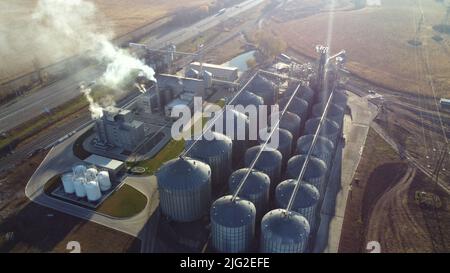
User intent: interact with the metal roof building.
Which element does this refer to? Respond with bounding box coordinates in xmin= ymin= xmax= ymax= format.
xmin=84 ymin=154 xmax=125 ymax=181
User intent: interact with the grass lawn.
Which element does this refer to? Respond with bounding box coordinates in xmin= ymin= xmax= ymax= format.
xmin=97 ymin=184 xmax=147 ymax=218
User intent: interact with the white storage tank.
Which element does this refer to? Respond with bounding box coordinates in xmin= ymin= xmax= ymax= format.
xmin=156 ymin=157 xmax=211 ymax=222
xmin=185 ymin=132 xmax=232 ymax=187
xmin=244 ymin=145 xmax=282 ymax=192
xmin=61 ymin=173 xmax=75 ymax=194
xmin=228 ymin=168 xmax=270 ymax=221
xmin=260 ymin=209 xmax=310 ymax=253
xmin=96 ymin=171 xmax=112 ymax=192
xmin=275 ymin=180 xmax=320 ymax=230
xmin=211 ymin=195 xmax=256 ymax=253
xmin=73 ymin=177 xmax=87 ymax=198
xmin=296 ymin=134 xmax=335 ymax=166
xmin=84 ymin=180 xmax=102 ymax=202
xmin=72 ymin=164 xmax=87 ymax=178
xmin=285 ymin=155 xmax=327 ymax=195
xmin=304 ymin=117 xmax=340 ymax=145
xmin=85 ymin=167 xmax=98 ymax=182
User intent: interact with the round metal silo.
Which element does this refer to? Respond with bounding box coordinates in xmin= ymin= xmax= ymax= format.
xmin=259 ymin=127 xmax=293 ymax=169
xmin=312 ymin=102 xmax=345 ymax=127
xmin=233 ymin=90 xmax=264 ymax=108
xmin=211 ymin=195 xmax=256 ymax=253
xmin=270 ymin=111 xmax=301 ymax=141
xmin=260 ymin=209 xmax=310 ymax=253
xmin=278 ymin=96 xmax=309 ymax=123
xmin=304 ymin=117 xmax=340 ymax=144
xmin=156 ymin=157 xmax=211 ymax=222
xmin=317 ymin=89 xmax=347 ymax=106
xmin=283 ymin=85 xmax=315 ymax=105
xmin=244 ymin=145 xmax=282 ymax=191
xmin=285 ymin=155 xmax=327 ymax=195
xmin=275 ymin=180 xmax=320 ymax=230
xmin=247 ymin=74 xmax=277 ymax=106
xmin=214 ymin=108 xmax=253 ymax=169
xmin=228 ymin=168 xmax=270 ymax=221
xmin=296 ymin=134 xmax=335 ymax=166
xmin=185 ymin=131 xmax=232 ymax=187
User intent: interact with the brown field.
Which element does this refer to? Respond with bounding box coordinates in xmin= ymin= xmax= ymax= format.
xmin=339 ymin=128 xmax=450 ymax=253
xmin=268 ymin=0 xmax=450 ymax=98
xmin=0 ymin=0 xmax=212 ymax=84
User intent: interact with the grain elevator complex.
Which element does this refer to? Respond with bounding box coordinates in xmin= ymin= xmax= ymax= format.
xmin=154 ymin=45 xmax=349 ymax=253
xmin=45 ymin=37 xmax=348 ymax=253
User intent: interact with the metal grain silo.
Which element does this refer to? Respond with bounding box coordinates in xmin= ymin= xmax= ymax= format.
xmin=156 ymin=157 xmax=211 ymax=222
xmin=259 ymin=127 xmax=293 ymax=169
xmin=61 ymin=173 xmax=75 ymax=194
xmin=296 ymin=134 xmax=335 ymax=166
xmin=312 ymin=102 xmax=345 ymax=127
xmin=270 ymin=111 xmax=301 ymax=141
xmin=211 ymin=195 xmax=256 ymax=253
xmin=283 ymin=85 xmax=315 ymax=105
xmin=275 ymin=180 xmax=320 ymax=230
xmin=215 ymin=108 xmax=252 ymax=169
xmin=278 ymin=97 xmax=309 ymax=124
xmin=228 ymin=168 xmax=270 ymax=221
xmin=96 ymin=171 xmax=111 ymax=191
xmin=317 ymin=89 xmax=347 ymax=106
xmin=260 ymin=209 xmax=310 ymax=253
xmin=285 ymin=155 xmax=327 ymax=195
xmin=244 ymin=145 xmax=282 ymax=192
xmin=73 ymin=177 xmax=87 ymax=198
xmin=185 ymin=131 xmax=232 ymax=187
xmin=247 ymin=74 xmax=277 ymax=106
xmin=304 ymin=117 xmax=340 ymax=144
xmin=84 ymin=180 xmax=102 ymax=202
xmin=233 ymin=90 xmax=265 ymax=108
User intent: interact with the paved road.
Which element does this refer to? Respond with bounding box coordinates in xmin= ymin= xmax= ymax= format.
xmin=313 ymin=91 xmax=378 ymax=253
xmin=0 ymin=0 xmax=264 ymax=133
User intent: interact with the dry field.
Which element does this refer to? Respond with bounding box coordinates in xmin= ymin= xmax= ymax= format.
xmin=268 ymin=0 xmax=450 ymax=98
xmin=0 ymin=0 xmax=212 ymax=83
xmin=339 ymin=128 xmax=450 ymax=253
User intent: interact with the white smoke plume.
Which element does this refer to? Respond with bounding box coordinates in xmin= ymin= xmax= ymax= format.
xmin=80 ymin=87 xmax=104 ymax=119
xmin=1 ymin=0 xmax=155 ymax=119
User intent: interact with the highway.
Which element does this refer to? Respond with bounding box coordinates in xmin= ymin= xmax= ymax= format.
xmin=0 ymin=0 xmax=265 ymax=133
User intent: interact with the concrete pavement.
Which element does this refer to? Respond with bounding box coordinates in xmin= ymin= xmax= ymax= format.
xmin=313 ymin=91 xmax=378 ymax=253
xmin=25 ymin=127 xmax=159 ymax=238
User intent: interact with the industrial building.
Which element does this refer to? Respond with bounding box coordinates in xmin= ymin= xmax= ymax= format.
xmin=151 ymin=47 xmax=348 ymax=253
xmin=84 ymin=154 xmax=125 ymax=181
xmin=189 ymin=62 xmax=239 ymax=82
xmin=94 ymin=107 xmax=145 ymax=152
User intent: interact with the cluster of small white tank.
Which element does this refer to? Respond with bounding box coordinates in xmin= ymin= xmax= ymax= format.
xmin=61 ymin=165 xmax=112 ymax=202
